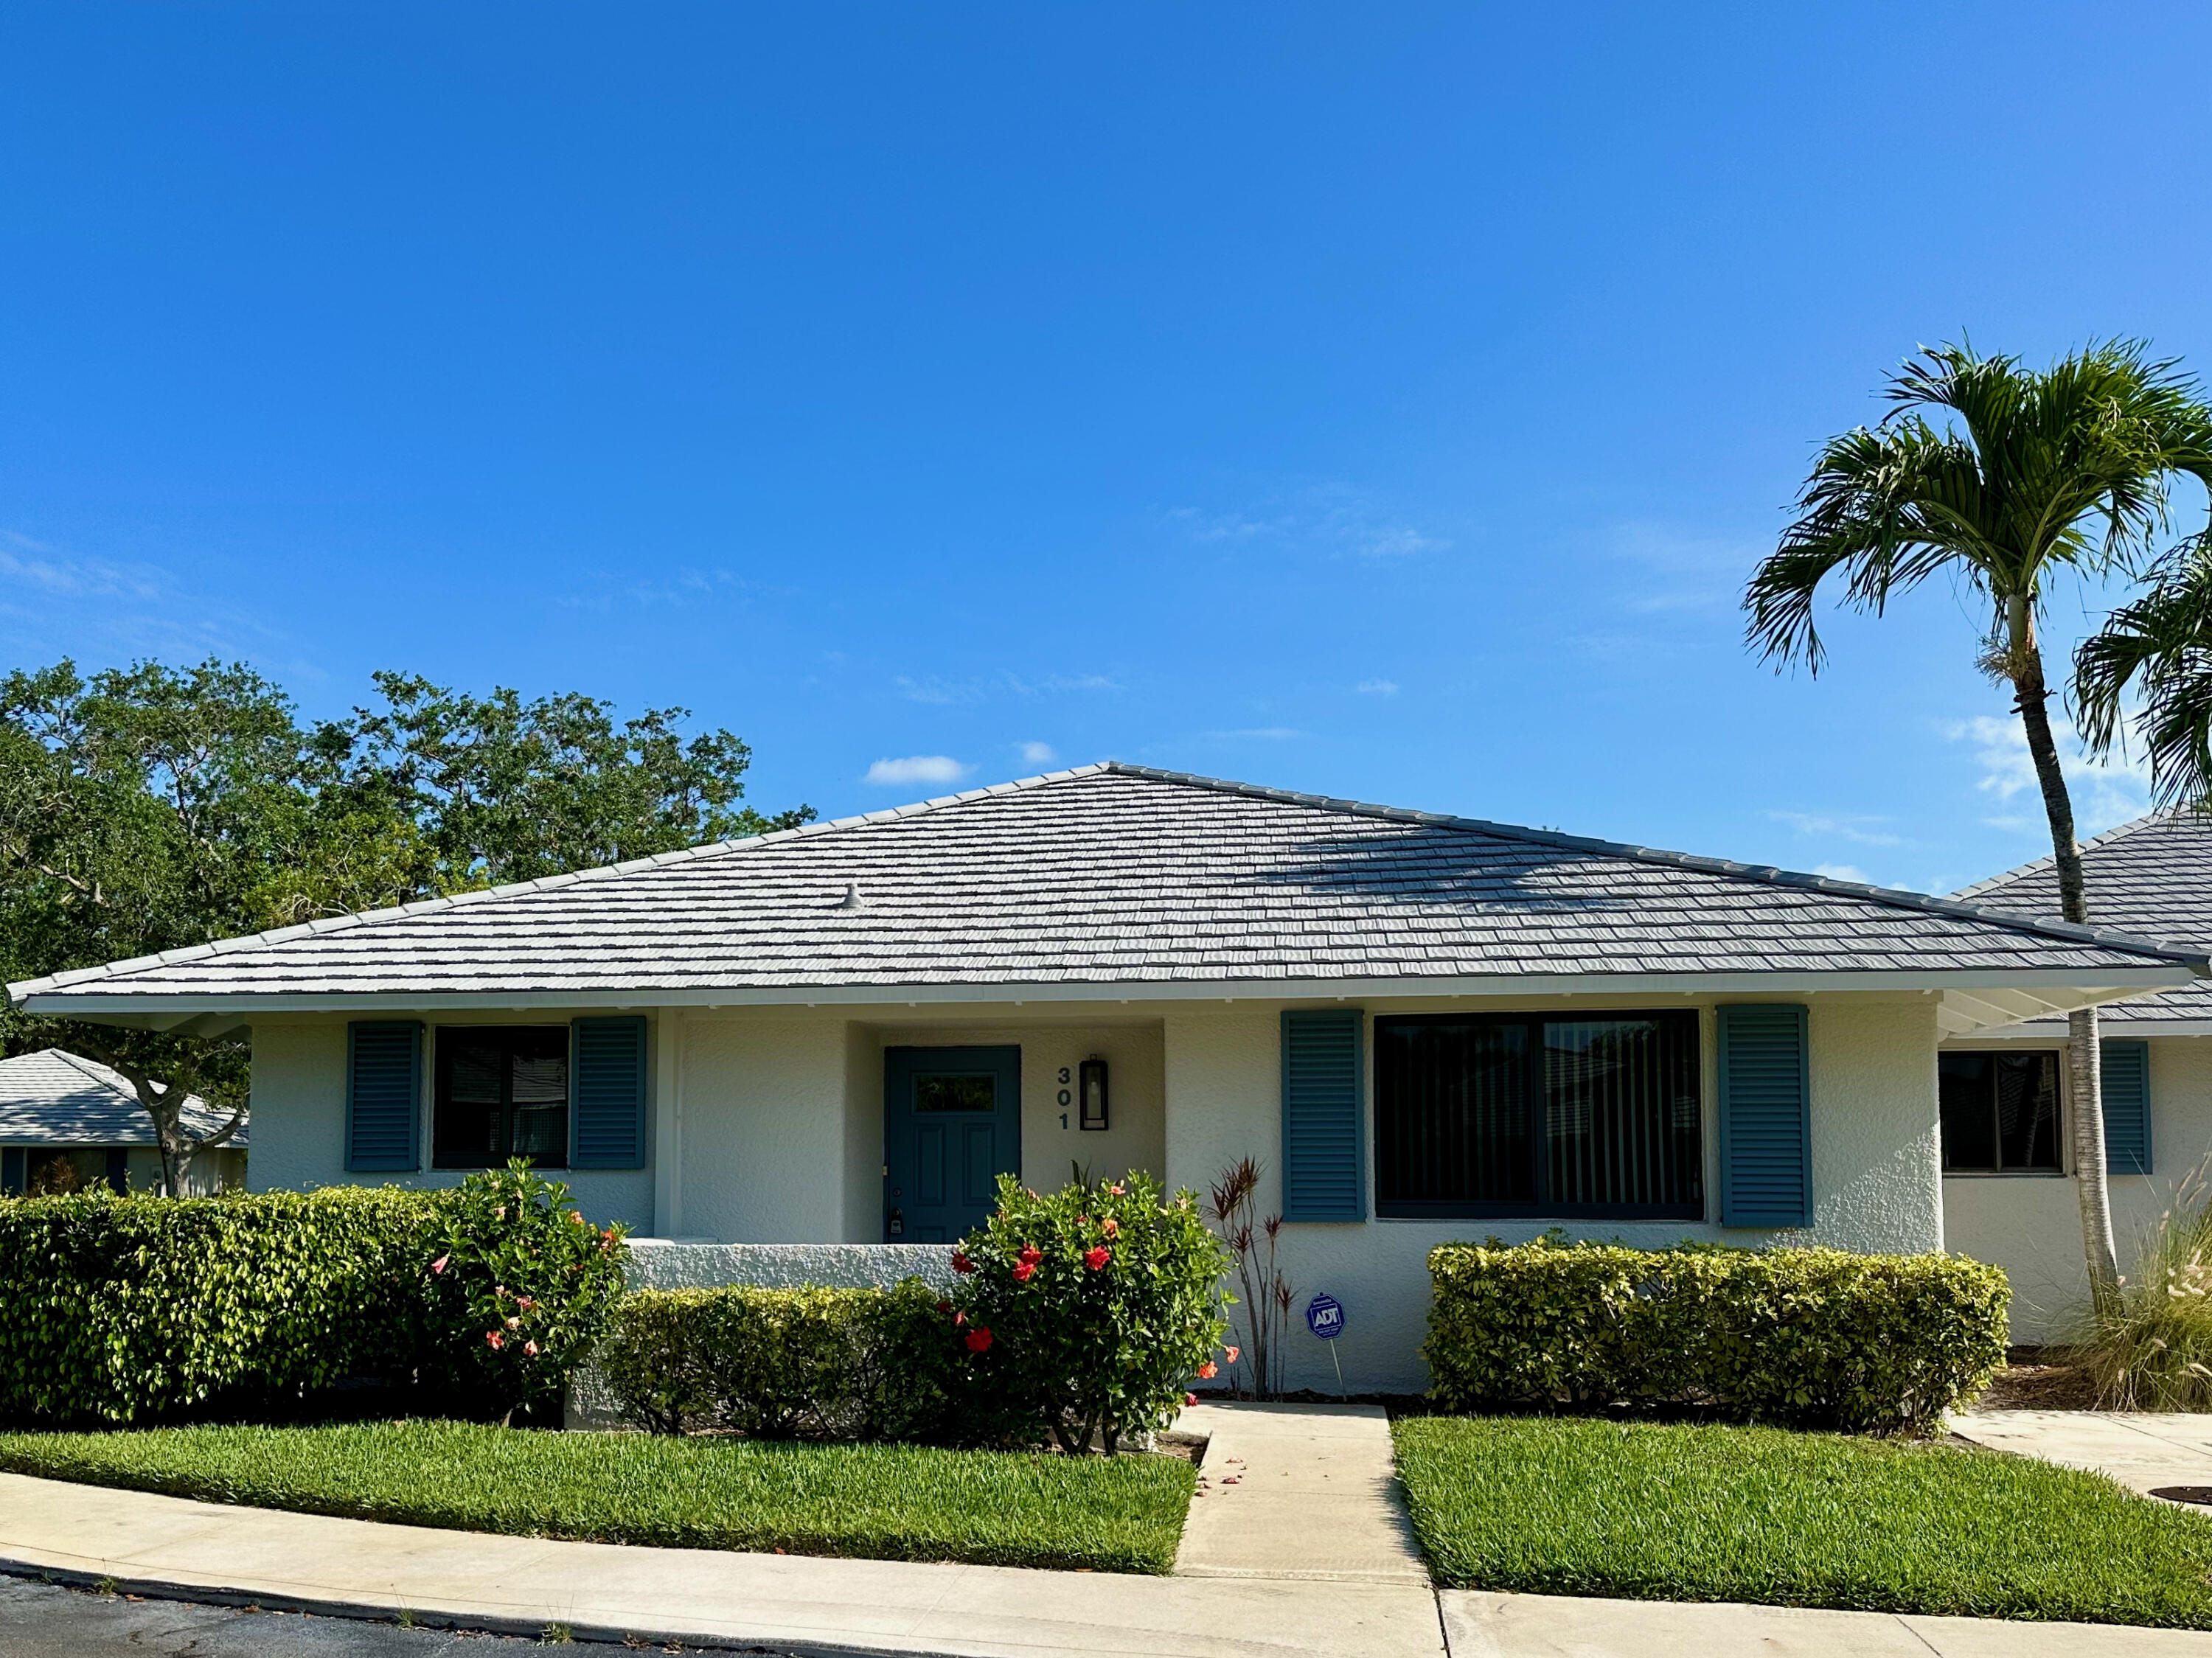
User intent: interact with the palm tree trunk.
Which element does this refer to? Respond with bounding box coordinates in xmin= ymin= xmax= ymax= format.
xmin=2009 ymin=598 xmax=2121 ymax=1314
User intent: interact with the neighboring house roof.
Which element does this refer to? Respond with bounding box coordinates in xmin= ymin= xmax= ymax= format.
xmin=0 ymin=1049 xmax=246 ymax=1148
xmin=1955 ymin=810 xmax=2212 ymax=1031
xmin=7 ymin=764 xmax=2204 ymax=1036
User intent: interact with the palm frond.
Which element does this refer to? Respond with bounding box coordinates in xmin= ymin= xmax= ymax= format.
xmin=2077 ymin=534 xmax=2212 ymax=807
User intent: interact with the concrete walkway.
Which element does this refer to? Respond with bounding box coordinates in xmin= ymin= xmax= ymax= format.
xmin=1174 ymin=1402 xmax=1427 ymax=1584
xmin=7 ymin=1414 xmax=2212 ymax=1657
xmin=1951 ymin=1410 xmax=2212 ymax=1505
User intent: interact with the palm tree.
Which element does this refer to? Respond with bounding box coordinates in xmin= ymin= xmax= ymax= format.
xmin=1744 ymin=340 xmax=2212 ymax=1312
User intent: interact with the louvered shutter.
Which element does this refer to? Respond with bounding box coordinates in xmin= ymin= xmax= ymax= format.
xmin=1281 ymin=1009 xmax=1366 ymax=1221
xmin=346 ymin=1020 xmax=422 ymax=1171
xmin=1717 ymin=1003 xmax=1811 ymax=1227
xmin=571 ymin=1016 xmax=648 ymax=1169
xmin=2102 ymin=1039 xmax=2152 ymax=1177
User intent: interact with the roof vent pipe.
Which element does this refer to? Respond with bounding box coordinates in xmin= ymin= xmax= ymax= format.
xmin=837 ymin=883 xmax=863 ymax=910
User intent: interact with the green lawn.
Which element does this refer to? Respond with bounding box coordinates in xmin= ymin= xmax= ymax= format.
xmin=1394 ymin=1415 xmax=2212 ymax=1628
xmin=0 ymin=1420 xmax=1194 ymax=1575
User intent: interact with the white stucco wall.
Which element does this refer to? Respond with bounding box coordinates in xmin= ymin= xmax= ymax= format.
xmin=245 ymin=1014 xmax=654 ymax=1226
xmin=1944 ymin=1032 xmax=2212 ymax=1342
xmin=1164 ymin=994 xmax=1945 ymax=1395
xmin=251 ymin=992 xmax=1950 ymax=1393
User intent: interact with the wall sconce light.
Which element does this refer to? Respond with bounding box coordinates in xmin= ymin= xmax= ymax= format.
xmin=1079 ymin=1056 xmax=1109 ymax=1131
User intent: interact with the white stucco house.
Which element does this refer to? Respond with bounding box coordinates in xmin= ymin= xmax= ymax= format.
xmin=1942 ymin=811 xmax=2212 ymax=1341
xmin=8 ymin=764 xmax=2205 ymax=1388
xmin=0 ymin=1048 xmax=246 ymax=1197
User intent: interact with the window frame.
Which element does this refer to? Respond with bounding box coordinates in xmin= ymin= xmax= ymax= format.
xmin=432 ymin=1025 xmax=573 ymax=1171
xmin=1374 ymin=1008 xmax=1705 ymax=1222
xmin=1938 ymin=1045 xmax=2066 ymax=1177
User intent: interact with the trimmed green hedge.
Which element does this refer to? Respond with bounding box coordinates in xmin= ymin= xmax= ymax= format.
xmin=602 ymin=1283 xmax=973 ymax=1443
xmin=0 ymin=1188 xmax=442 ymax=1426
xmin=1424 ymin=1239 xmax=2008 ymax=1433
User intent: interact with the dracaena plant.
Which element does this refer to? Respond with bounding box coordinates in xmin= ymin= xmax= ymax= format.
xmin=1206 ymin=1158 xmax=1290 ymax=1400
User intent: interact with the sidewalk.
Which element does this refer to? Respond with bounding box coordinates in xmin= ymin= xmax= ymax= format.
xmin=1952 ymin=1409 xmax=2212 ymax=1504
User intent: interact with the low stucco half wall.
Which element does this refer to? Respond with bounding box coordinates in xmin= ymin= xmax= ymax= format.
xmin=624 ymin=1241 xmax=958 ymax=1292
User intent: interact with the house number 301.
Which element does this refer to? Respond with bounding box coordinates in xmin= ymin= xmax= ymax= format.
xmin=1058 ymin=1066 xmax=1073 ymax=1129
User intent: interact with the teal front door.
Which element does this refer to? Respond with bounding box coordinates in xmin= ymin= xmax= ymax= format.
xmin=883 ymin=1046 xmax=1021 ymax=1243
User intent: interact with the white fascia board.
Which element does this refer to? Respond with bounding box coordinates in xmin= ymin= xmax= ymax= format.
xmin=18 ymin=965 xmax=2197 ymax=1023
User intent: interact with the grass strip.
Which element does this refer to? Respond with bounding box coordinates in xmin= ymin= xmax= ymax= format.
xmin=0 ymin=1420 xmax=1194 ymax=1575
xmin=1394 ymin=1415 xmax=2212 ymax=1628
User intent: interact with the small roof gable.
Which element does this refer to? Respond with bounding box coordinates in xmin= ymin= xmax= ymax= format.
xmin=8 ymin=765 xmax=2204 ymax=1028
xmin=1957 ymin=811 xmax=2212 ymax=1028
xmin=0 ymin=1049 xmax=244 ymax=1148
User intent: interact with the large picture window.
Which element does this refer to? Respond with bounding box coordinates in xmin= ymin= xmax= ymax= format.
xmin=1376 ymin=1011 xmax=1703 ymax=1219
xmin=434 ymin=1027 xmax=570 ymax=1170
xmin=1939 ymin=1051 xmax=2061 ymax=1174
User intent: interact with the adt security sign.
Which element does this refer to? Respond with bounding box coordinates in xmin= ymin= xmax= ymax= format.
xmin=1306 ymin=1292 xmax=1346 ymax=1340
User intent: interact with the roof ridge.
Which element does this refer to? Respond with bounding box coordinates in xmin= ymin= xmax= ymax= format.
xmin=1950 ymin=809 xmax=2180 ymax=903
xmin=1097 ymin=764 xmax=2210 ymax=966
xmin=5 ymin=765 xmax=1120 ymax=1000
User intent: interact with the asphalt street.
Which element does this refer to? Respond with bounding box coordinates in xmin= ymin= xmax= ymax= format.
xmin=0 ymin=1575 xmax=776 ymax=1656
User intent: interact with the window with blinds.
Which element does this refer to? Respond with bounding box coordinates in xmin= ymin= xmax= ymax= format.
xmin=1375 ymin=1011 xmax=1703 ymax=1219
xmin=434 ymin=1026 xmax=571 ymax=1170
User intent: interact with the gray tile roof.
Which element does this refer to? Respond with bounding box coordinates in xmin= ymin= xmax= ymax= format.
xmin=0 ymin=1050 xmax=244 ymax=1146
xmin=1955 ymin=811 xmax=2212 ymax=1026
xmin=8 ymin=764 xmax=2204 ymax=1009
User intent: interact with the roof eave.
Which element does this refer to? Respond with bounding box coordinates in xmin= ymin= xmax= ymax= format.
xmin=23 ymin=964 xmax=2197 ymax=1038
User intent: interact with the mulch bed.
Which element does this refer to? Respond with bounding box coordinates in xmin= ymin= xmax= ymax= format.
xmin=1968 ymin=1347 xmax=2101 ymax=1411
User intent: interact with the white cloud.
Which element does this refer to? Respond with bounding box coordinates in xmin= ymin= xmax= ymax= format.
xmin=1017 ymin=740 xmax=1057 ymax=765
xmin=1812 ymin=863 xmax=1873 ymax=884
xmin=1166 ymin=491 xmax=1449 ymax=562
xmin=1767 ymin=810 xmax=1906 ymax=848
xmin=1942 ymin=714 xmax=2150 ymax=839
xmin=863 ymin=755 xmax=973 ymax=787
xmin=1355 ymin=679 xmax=1399 ymax=697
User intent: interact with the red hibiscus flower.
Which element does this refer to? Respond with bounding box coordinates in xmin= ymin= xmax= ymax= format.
xmin=524 ymin=1340 xmax=539 ymax=1356
xmin=1225 ymin=1345 xmax=1240 ymax=1363
xmin=1084 ymin=1245 xmax=1110 ymax=1270
xmin=486 ymin=1331 xmax=504 ymax=1350
xmin=965 ymin=1326 xmax=994 ymax=1354
xmin=430 ymin=1254 xmax=450 ymax=1275
xmin=1108 ymin=1182 xmax=1125 ymax=1195
xmin=1197 ymin=1361 xmax=1218 ymax=1379
xmin=1183 ymin=1392 xmax=1198 ymax=1407
xmin=1102 ymin=1218 xmax=1119 ymax=1238
xmin=1013 ymin=1261 xmax=1036 ymax=1283
xmin=951 ymin=1250 xmax=975 ymax=1274
xmin=1017 ymin=1245 xmax=1043 ymax=1267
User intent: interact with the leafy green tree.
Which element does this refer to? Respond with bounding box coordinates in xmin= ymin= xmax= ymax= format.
xmin=1743 ymin=340 xmax=2212 ymax=1312
xmin=1 ymin=658 xmax=807 ymax=1195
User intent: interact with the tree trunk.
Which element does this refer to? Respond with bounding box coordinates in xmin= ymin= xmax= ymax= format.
xmin=2008 ymin=596 xmax=2121 ymax=1314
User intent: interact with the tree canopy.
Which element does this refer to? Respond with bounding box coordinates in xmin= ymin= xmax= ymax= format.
xmin=0 ymin=658 xmax=810 ymax=1190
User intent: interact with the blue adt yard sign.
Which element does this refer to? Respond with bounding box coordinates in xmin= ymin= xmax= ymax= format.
xmin=1306 ymin=1292 xmax=1345 ymax=1339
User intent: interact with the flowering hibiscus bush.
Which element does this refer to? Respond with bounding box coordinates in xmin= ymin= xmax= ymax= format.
xmin=952 ymin=1171 xmax=1230 ymax=1454
xmin=420 ymin=1160 xmax=630 ymax=1421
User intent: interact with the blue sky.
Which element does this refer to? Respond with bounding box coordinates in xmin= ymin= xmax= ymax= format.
xmin=4 ymin=4 xmax=2207 ymax=896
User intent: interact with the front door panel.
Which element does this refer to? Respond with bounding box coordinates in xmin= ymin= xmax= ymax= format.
xmin=885 ymin=1045 xmax=1020 ymax=1243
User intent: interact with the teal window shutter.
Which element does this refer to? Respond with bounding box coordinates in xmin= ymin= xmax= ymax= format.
xmin=2102 ymin=1039 xmax=2152 ymax=1177
xmin=1717 ymin=1004 xmax=1811 ymax=1227
xmin=1282 ymin=1009 xmax=1365 ymax=1221
xmin=571 ymin=1015 xmax=649 ymax=1169
xmin=347 ymin=1020 xmax=422 ymax=1172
